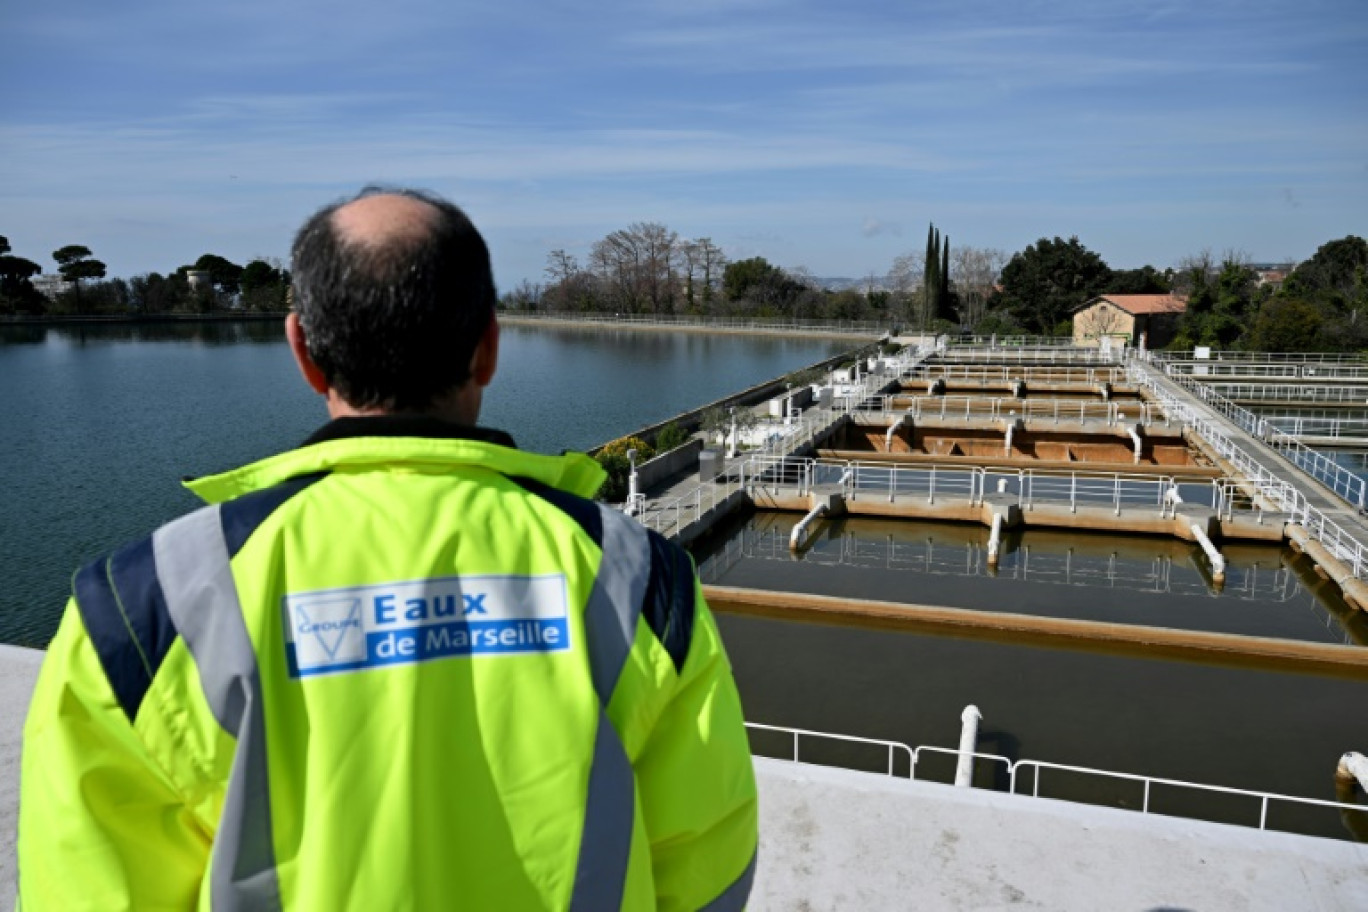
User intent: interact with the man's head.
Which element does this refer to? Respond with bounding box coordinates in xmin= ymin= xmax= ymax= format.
xmin=288 ymin=187 xmax=498 ymax=417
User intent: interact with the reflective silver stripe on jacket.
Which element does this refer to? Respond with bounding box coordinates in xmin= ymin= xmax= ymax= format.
xmin=154 ymin=505 xmax=282 ymax=912
xmin=569 ymin=504 xmax=653 ymax=911
xmin=153 ymin=497 xmax=655 ymax=911
xmin=581 ymin=504 xmax=651 ymax=705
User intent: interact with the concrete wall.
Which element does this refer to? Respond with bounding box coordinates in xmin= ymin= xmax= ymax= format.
xmin=589 ymin=345 xmax=876 ymax=456
xmin=636 ymin=437 xmax=704 ymax=490
xmin=1073 ymin=301 xmax=1135 ymax=346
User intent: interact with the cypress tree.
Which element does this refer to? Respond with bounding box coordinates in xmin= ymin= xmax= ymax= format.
xmin=940 ymin=234 xmax=951 ymax=321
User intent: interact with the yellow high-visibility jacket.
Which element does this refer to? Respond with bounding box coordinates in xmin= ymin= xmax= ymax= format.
xmin=19 ymin=418 xmax=758 ymax=910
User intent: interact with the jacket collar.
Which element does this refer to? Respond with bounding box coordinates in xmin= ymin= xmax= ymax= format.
xmin=300 ymin=416 xmax=518 ymax=450
xmin=185 ymin=417 xmax=605 ymax=505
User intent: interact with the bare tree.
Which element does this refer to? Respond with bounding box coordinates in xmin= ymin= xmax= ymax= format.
xmin=679 ymin=241 xmax=702 ymax=313
xmin=637 ymin=222 xmax=679 ymax=314
xmin=589 ymin=223 xmax=679 ymax=314
xmin=590 ymin=231 xmax=644 ymax=312
xmin=887 ymin=249 xmax=927 ymax=326
xmin=694 ymin=238 xmax=727 ymax=311
xmin=500 ymin=280 xmax=542 ymax=311
xmin=544 ymin=249 xmax=593 ymax=311
xmin=1074 ymin=300 xmax=1132 ymax=343
xmin=1172 ymin=248 xmax=1216 ymax=298
xmin=951 ymin=246 xmax=1008 ymax=328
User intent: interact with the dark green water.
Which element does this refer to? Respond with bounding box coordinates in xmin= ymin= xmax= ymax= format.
xmin=694 ymin=512 xmax=1368 ymax=840
xmin=0 ymin=321 xmax=848 ymax=645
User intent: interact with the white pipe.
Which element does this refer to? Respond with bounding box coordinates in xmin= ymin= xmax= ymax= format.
xmin=987 ymin=512 xmax=1005 ymax=567
xmin=1191 ymin=524 xmax=1226 ymax=583
xmin=1128 ymin=425 xmax=1143 ymax=464
xmin=1004 ymin=423 xmax=1015 ymax=456
xmin=623 ymin=451 xmax=642 ymax=516
xmin=789 ymin=504 xmax=828 ymax=551
xmin=1165 ymin=485 xmax=1183 ymax=516
xmin=1097 ymin=382 xmax=1111 ymax=401
xmin=1012 ymin=379 xmax=1025 ymax=398
xmin=1337 ymin=752 xmax=1368 ymax=792
xmin=885 ymin=415 xmax=908 ymax=452
xmin=955 ymin=705 xmax=982 ymax=787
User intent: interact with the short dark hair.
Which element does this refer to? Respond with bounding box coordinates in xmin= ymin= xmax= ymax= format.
xmin=290 ymin=187 xmax=496 ymax=411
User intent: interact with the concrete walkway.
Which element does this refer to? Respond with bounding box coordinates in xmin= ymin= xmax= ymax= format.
xmin=753 ymin=757 xmax=1368 ymax=911
xmin=1148 ymin=367 xmax=1368 ymax=531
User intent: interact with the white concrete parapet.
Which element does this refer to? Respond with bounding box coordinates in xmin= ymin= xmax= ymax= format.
xmin=753 ymin=757 xmax=1368 ymax=911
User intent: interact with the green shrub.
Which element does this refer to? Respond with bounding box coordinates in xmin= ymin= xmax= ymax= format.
xmin=654 ymin=421 xmax=690 ymax=454
xmin=594 ymin=436 xmax=655 ymax=502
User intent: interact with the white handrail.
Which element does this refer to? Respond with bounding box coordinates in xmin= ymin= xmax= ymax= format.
xmin=745 ymin=722 xmax=1368 ymax=836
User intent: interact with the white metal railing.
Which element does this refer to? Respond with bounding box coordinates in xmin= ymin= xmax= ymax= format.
xmin=745 ymin=722 xmax=914 ymax=777
xmin=1257 ymin=406 xmax=1368 ymax=422
xmin=1203 ymin=382 xmax=1368 ymax=404
xmin=502 ymin=311 xmax=890 ymax=335
xmin=844 ymin=461 xmax=984 ymax=504
xmin=736 ymin=454 xmax=1219 ymax=518
xmin=627 ymin=351 xmax=922 ymax=536
xmin=1164 ymin=371 xmax=1368 ymax=511
xmin=915 ymin=364 xmax=1126 ymax=383
xmin=1011 ymin=759 xmax=1362 ymax=833
xmin=1212 ymin=478 xmax=1273 ymax=524
xmin=712 ymin=518 xmax=1311 ymax=605
xmin=935 ymin=345 xmax=1109 ymax=362
xmin=747 ymin=722 xmax=1368 ymax=837
xmin=1015 ymin=470 xmax=1181 ymax=517
xmin=945 ymin=335 xmax=1079 ymax=349
xmin=1166 ymin=362 xmax=1302 ymax=379
xmin=1149 ymin=350 xmax=1368 ymax=365
xmin=1167 ymin=362 xmax=1368 ymax=381
xmin=861 ymin=395 xmax=1156 ymax=427
xmin=1128 ymin=360 xmax=1368 ymax=578
xmin=1262 ymin=416 xmax=1368 ymax=440
xmin=637 ymin=473 xmax=742 ymax=536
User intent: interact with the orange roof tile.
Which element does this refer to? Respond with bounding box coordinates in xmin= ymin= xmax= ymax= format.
xmin=1084 ymin=294 xmax=1186 ymax=315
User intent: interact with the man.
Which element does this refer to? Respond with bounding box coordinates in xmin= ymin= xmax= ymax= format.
xmin=19 ymin=188 xmax=758 ymax=910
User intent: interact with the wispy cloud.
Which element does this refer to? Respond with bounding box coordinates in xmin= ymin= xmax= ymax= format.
xmin=1 ymin=0 xmax=1365 ymax=283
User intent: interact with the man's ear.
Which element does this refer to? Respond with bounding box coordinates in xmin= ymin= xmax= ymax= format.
xmin=285 ymin=312 xmax=330 ymax=395
xmin=470 ymin=315 xmax=499 ymax=388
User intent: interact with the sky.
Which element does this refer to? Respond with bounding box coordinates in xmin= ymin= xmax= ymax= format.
xmin=2 ymin=0 xmax=1366 ymax=288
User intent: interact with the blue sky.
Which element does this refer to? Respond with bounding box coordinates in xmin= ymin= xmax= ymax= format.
xmin=2 ymin=0 xmax=1365 ymax=287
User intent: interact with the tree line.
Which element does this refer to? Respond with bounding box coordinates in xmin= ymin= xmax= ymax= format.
xmin=508 ymin=222 xmax=1368 ymax=351
xmin=0 ymin=236 xmax=289 ymax=316
xmin=6 ymin=222 xmax=1365 ymax=352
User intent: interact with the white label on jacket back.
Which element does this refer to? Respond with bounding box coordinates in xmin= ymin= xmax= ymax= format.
xmin=282 ymin=574 xmax=571 ymax=677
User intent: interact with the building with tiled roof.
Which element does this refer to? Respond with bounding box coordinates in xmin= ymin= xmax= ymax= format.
xmin=1072 ymin=294 xmax=1186 ymax=349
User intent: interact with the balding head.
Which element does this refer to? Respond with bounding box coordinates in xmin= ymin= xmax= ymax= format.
xmin=290 ymin=187 xmax=497 ymax=414
xmin=331 ymin=192 xmax=440 ymax=252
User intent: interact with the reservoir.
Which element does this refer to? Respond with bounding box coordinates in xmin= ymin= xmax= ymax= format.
xmin=695 ymin=511 xmax=1368 ymax=839
xmin=0 ymin=320 xmax=848 ymax=643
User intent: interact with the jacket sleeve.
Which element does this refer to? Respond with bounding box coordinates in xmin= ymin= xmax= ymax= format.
xmin=18 ymin=602 xmax=211 ymax=910
xmin=629 ymin=578 xmax=759 ymax=912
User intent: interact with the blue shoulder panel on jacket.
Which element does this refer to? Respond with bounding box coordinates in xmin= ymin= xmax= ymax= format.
xmin=511 ymin=476 xmax=605 ymax=547
xmin=643 ymin=530 xmax=696 ymax=674
xmin=512 ymin=477 xmax=694 ymax=673
xmin=73 ymin=536 xmax=177 ymax=723
xmin=220 ymin=471 xmax=328 ymax=557
xmin=73 ymin=471 xmax=328 ymax=724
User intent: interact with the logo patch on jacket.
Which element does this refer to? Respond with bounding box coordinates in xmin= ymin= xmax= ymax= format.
xmin=283 ymin=574 xmax=571 ymax=677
